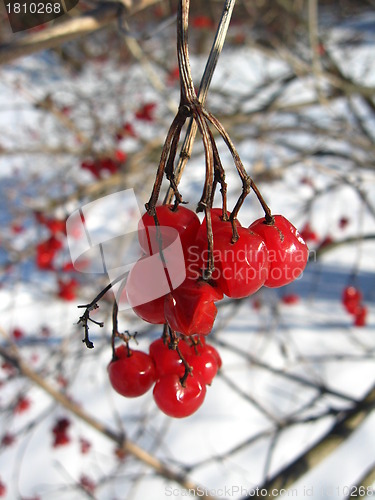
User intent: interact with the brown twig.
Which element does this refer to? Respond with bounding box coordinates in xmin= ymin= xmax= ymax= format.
xmin=0 ymin=344 xmax=217 ymax=500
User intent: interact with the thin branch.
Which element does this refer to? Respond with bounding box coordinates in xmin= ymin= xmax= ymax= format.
xmin=0 ymin=0 xmax=159 ymax=66
xmin=241 ymin=384 xmax=375 ymax=499
xmin=164 ymin=0 xmax=237 ymax=203
xmin=0 ymin=344 xmax=218 ymax=500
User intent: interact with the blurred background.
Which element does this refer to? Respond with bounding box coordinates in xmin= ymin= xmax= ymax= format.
xmin=0 ymin=1 xmax=374 ymax=499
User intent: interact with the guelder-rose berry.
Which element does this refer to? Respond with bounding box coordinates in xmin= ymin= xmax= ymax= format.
xmin=138 ymin=204 xmax=200 ymax=256
xmin=354 ymin=305 xmax=367 ymax=327
xmin=0 ymin=478 xmax=6 ymax=497
xmin=149 ymin=338 xmax=190 ymax=378
xmin=187 ymin=338 xmax=222 ymax=370
xmin=211 ymin=225 xmax=269 ymax=298
xmin=108 ymin=345 xmax=156 ymax=397
xmin=153 ymin=373 xmax=206 ymax=418
xmin=164 ymin=279 xmax=223 ymax=336
xmin=127 ymin=257 xmax=168 ymax=324
xmin=281 ymin=293 xmax=300 ymax=305
xmin=194 ymin=208 xmax=237 ymax=248
xmin=186 ymin=349 xmax=218 ymax=385
xmin=342 ymin=286 xmax=362 ymax=315
xmin=249 ymin=215 xmax=309 ymax=288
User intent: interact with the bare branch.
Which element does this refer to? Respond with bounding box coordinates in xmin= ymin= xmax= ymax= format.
xmin=0 ymin=0 xmax=159 ymax=66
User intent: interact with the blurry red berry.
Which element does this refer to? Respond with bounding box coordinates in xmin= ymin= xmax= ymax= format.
xmin=12 ymin=328 xmax=24 ymax=340
xmin=135 ymin=102 xmax=156 ymax=122
xmin=14 ymin=396 xmax=31 ymax=414
xmin=354 ymin=305 xmax=367 ymax=327
xmin=342 ymin=286 xmax=362 ymax=314
xmin=281 ymin=294 xmax=300 ymax=305
xmin=299 ymin=222 xmax=319 ymax=243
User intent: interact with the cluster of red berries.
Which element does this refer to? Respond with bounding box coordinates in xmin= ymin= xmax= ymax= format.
xmin=80 ymin=103 xmax=156 ymax=180
xmin=107 ymin=204 xmax=308 ymax=418
xmin=126 ymin=204 xmax=309 ymax=333
xmin=342 ymin=286 xmax=367 ymax=327
xmin=34 ymin=212 xmax=80 ymax=301
xmin=52 ymin=417 xmax=71 ymax=447
xmin=108 ymin=336 xmax=221 ymax=418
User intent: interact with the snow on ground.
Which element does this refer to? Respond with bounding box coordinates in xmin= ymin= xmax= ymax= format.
xmin=0 ymin=12 xmax=375 ymax=500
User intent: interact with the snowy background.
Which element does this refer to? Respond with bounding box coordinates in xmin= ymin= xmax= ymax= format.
xmin=0 ymin=2 xmax=374 ymax=499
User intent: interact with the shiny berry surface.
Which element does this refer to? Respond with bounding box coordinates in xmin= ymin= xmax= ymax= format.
xmin=153 ymin=373 xmax=206 ymax=418
xmin=342 ymin=286 xmax=362 ymax=315
xmin=354 ymin=305 xmax=367 ymax=327
xmin=126 ymin=257 xmax=169 ymax=324
xmin=188 ymin=341 xmax=222 ymax=370
xmin=138 ymin=204 xmax=200 ymax=255
xmin=212 ymin=225 xmax=269 ymax=298
xmin=132 ymin=294 xmax=166 ymax=325
xmin=164 ymin=279 xmax=223 ymax=336
xmin=149 ymin=338 xmax=190 ymax=378
xmin=186 ymin=349 xmax=218 ymax=385
xmin=249 ymin=215 xmax=308 ymax=288
xmin=108 ymin=346 xmax=156 ymax=398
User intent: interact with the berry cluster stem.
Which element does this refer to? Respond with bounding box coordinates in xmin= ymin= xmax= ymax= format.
xmin=145 ymin=0 xmax=272 ymax=277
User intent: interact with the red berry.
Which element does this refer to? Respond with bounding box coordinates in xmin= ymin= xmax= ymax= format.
xmin=167 ymin=66 xmax=180 ymax=86
xmin=153 ymin=373 xmax=206 ymax=418
xmin=12 ymin=328 xmax=24 ymax=340
xmin=114 ymin=149 xmax=127 ymax=162
xmin=205 ymin=344 xmax=222 ymax=369
xmin=36 ymin=236 xmax=63 ymax=270
xmin=123 ymin=122 xmax=137 ymax=138
xmin=1 ymin=433 xmax=15 ymax=447
xmin=14 ymin=396 xmax=31 ymax=414
xmin=338 ymin=217 xmax=349 ymax=229
xmin=281 ymin=293 xmax=300 ymax=305
xmin=107 ymin=346 xmax=156 ymax=398
xmin=132 ymin=294 xmax=166 ymax=324
xmin=53 ymin=432 xmax=71 ymax=448
xmin=320 ymin=235 xmax=334 ymax=248
xmin=164 ymin=279 xmax=223 ymax=336
xmin=194 ymin=208 xmax=237 ymax=248
xmin=79 ymin=438 xmax=92 ymax=454
xmin=58 ymin=278 xmax=78 ymax=301
xmin=187 ymin=339 xmax=222 ymax=370
xmin=208 ymin=225 xmax=269 ymax=298
xmin=80 ymin=475 xmax=96 ymax=495
xmin=45 ymin=218 xmax=66 ymax=236
xmin=299 ymin=222 xmax=319 ymax=243
xmin=99 ymin=157 xmax=118 ymax=175
xmin=52 ymin=418 xmax=71 ymax=447
xmin=126 ymin=257 xmax=170 ymax=324
xmin=354 ymin=305 xmax=367 ymax=327
xmin=342 ymin=286 xmax=362 ymax=314
xmin=186 ymin=349 xmax=218 ymax=385
xmin=249 ymin=215 xmax=309 ymax=288
xmin=138 ymin=204 xmax=200 ymax=256
xmin=149 ymin=338 xmax=190 ymax=378
xmin=81 ymin=159 xmax=101 ymax=179
xmin=0 ymin=478 xmax=6 ymax=497
xmin=52 ymin=417 xmax=70 ymax=434
xmin=341 ymin=286 xmax=362 ymax=314
xmin=135 ymin=102 xmax=156 ymax=122
xmin=191 ymin=15 xmax=214 ymax=29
